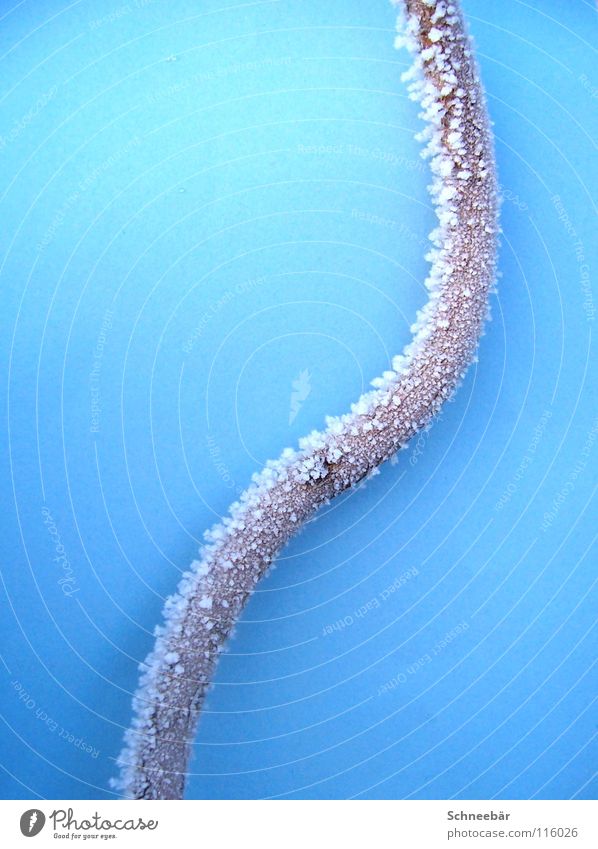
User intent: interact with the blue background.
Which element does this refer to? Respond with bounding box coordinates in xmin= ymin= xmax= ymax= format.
xmin=0 ymin=0 xmax=596 ymax=800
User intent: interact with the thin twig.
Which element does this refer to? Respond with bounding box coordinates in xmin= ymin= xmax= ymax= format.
xmin=113 ymin=0 xmax=499 ymax=799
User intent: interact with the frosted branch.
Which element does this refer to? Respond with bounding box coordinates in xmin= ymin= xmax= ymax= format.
xmin=113 ymin=0 xmax=499 ymax=799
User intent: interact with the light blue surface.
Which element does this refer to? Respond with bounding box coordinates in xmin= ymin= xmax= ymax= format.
xmin=0 ymin=0 xmax=596 ymax=800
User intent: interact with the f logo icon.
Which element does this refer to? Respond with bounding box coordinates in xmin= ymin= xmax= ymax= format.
xmin=19 ymin=809 xmax=45 ymax=837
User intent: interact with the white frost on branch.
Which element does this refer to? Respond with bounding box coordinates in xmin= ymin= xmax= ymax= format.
xmin=113 ymin=0 xmax=499 ymax=799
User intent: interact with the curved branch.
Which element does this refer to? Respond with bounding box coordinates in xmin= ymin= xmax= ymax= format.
xmin=113 ymin=0 xmax=499 ymax=800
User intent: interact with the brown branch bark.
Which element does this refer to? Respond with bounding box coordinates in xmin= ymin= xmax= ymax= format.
xmin=113 ymin=0 xmax=499 ymax=799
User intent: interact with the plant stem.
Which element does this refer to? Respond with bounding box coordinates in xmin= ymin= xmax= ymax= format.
xmin=114 ymin=0 xmax=499 ymax=800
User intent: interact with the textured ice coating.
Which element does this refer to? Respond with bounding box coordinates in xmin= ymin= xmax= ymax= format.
xmin=113 ymin=0 xmax=499 ymax=799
